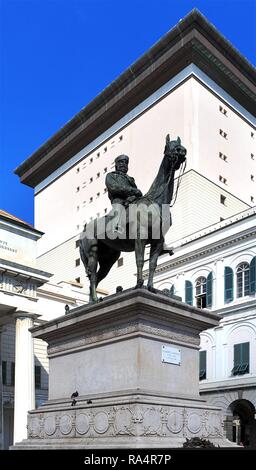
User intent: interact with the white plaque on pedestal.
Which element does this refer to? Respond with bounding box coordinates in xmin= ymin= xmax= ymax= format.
xmin=162 ymin=345 xmax=181 ymax=365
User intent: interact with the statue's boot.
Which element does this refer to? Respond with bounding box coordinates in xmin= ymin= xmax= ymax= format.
xmin=160 ymin=243 xmax=174 ymax=256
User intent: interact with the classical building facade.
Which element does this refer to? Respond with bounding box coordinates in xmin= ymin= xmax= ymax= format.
xmin=0 ymin=210 xmax=88 ymax=449
xmin=150 ymin=207 xmax=256 ymax=446
xmin=12 ymin=9 xmax=256 ymax=446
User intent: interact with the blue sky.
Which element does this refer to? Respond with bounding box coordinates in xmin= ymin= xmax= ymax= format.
xmin=0 ymin=0 xmax=255 ymax=226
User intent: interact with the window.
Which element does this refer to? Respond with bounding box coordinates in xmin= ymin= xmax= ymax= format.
xmin=195 ymin=277 xmax=207 ymax=309
xmin=219 ymin=129 xmax=227 ymax=139
xmin=89 ymin=197 xmax=93 ymax=203
xmin=76 ymin=186 xmax=80 ymax=192
xmin=90 ymin=177 xmax=93 ymax=183
xmin=90 ymin=157 xmax=93 ymax=163
xmin=249 ymin=256 xmax=256 ymax=294
xmin=75 ymin=258 xmax=80 ymax=267
xmin=220 ymin=195 xmax=226 ymax=205
xmin=75 ymin=240 xmax=80 ymax=248
xmin=199 ymin=351 xmax=206 ymax=380
xmin=75 ymin=277 xmax=80 ymax=283
xmin=104 ymin=187 xmax=107 ymax=193
xmin=219 ymin=175 xmax=227 ymax=184
xmin=232 ymin=342 xmax=249 ymax=375
xmin=220 ymin=217 xmax=224 ymax=221
xmin=97 ymin=152 xmax=100 ymax=158
xmin=119 ymin=135 xmax=123 ymax=141
xmin=251 ymin=196 xmax=255 ymax=203
xmin=104 ymin=147 xmax=107 ymax=153
xmin=219 ymin=105 xmax=227 ymax=116
xmin=96 ymin=172 xmax=100 ymax=178
xmin=104 ymin=167 xmax=107 ymax=173
xmin=236 ymin=262 xmax=250 ymax=298
xmin=104 ymin=208 xmax=108 ymax=214
xmin=219 ymin=152 xmax=227 ymax=162
xmin=117 ymin=257 xmax=123 ymax=267
xmin=251 ymin=175 xmax=254 ymax=181
xmin=11 ymin=362 xmax=15 ymax=386
xmin=97 ymin=192 xmax=100 ymax=198
xmin=251 ymin=153 xmax=255 ymax=160
xmin=76 ymin=167 xmax=80 ymax=173
xmin=251 ymin=132 xmax=254 ymax=138
xmin=2 ymin=361 xmax=7 ymax=385
xmin=35 ymin=365 xmax=41 ymax=389
xmin=76 ymin=205 xmax=80 ymax=211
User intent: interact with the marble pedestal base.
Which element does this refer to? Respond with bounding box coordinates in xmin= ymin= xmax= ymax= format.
xmin=13 ymin=289 xmax=234 ymax=448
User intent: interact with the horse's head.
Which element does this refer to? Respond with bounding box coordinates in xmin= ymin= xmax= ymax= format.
xmin=164 ymin=134 xmax=187 ymax=170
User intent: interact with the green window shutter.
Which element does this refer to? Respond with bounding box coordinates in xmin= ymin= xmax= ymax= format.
xmin=199 ymin=350 xmax=206 ymax=380
xmin=234 ymin=343 xmax=241 ymax=367
xmin=224 ymin=267 xmax=233 ymax=303
xmin=242 ymin=342 xmax=249 ymax=365
xmin=233 ymin=343 xmax=249 ymax=375
xmin=249 ymin=256 xmax=256 ymax=294
xmin=206 ymin=272 xmax=213 ymax=308
xmin=185 ymin=280 xmax=193 ymax=305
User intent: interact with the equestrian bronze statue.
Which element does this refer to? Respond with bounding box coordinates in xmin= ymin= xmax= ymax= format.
xmin=80 ymin=134 xmax=187 ymax=301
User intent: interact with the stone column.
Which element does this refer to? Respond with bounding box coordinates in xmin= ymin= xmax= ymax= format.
xmin=13 ymin=313 xmax=36 ymax=444
xmin=0 ymin=327 xmax=3 ymax=450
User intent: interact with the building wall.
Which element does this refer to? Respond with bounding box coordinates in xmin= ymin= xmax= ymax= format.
xmin=34 ymin=76 xmax=255 ymax=260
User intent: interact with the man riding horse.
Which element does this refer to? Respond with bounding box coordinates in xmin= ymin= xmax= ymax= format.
xmin=105 ymin=154 xmax=174 ymax=255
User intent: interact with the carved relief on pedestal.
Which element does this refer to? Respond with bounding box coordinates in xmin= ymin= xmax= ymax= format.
xmin=29 ymin=416 xmax=41 ymax=437
xmin=166 ymin=410 xmax=183 ymax=434
xmin=113 ymin=407 xmax=134 ymax=435
xmin=76 ymin=413 xmax=90 ymax=435
xmin=186 ymin=412 xmax=202 ymax=434
xmin=143 ymin=408 xmax=162 ymax=435
xmin=44 ymin=415 xmax=56 ymax=436
xmin=93 ymin=412 xmax=109 ymax=434
xmin=29 ymin=403 xmax=224 ymax=442
xmin=59 ymin=414 xmax=73 ymax=435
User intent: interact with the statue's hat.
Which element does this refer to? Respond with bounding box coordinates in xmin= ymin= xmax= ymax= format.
xmin=115 ymin=154 xmax=129 ymax=163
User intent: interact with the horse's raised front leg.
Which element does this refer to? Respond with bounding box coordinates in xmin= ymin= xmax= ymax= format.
xmin=135 ymin=238 xmax=146 ymax=288
xmin=147 ymin=239 xmax=164 ymax=291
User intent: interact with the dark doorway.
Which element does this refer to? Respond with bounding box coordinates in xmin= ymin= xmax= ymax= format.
xmin=229 ymin=399 xmax=256 ymax=448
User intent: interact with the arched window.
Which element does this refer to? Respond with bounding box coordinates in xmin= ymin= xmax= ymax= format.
xmin=195 ymin=276 xmax=207 ymax=308
xmin=236 ymin=262 xmax=250 ymax=298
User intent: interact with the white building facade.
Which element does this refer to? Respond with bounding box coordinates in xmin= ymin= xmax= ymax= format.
xmin=0 ymin=210 xmax=88 ymax=449
xmin=151 ymin=207 xmax=256 ymax=446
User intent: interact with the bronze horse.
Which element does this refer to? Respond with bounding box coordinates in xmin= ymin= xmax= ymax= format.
xmin=80 ymin=135 xmax=186 ymax=301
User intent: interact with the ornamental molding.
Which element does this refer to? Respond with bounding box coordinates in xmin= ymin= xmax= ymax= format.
xmin=147 ymin=230 xmax=256 ymax=277
xmin=0 ymin=273 xmax=37 ymax=298
xmin=27 ymin=403 xmax=224 ymax=440
xmin=48 ymin=321 xmax=199 ymax=356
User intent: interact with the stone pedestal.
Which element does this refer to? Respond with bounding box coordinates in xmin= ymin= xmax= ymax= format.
xmin=13 ymin=289 xmax=234 ymax=448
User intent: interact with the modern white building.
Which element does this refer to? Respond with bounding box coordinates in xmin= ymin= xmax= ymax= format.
xmin=12 ymin=9 xmax=256 ymax=446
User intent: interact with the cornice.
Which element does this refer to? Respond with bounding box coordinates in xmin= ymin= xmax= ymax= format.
xmin=144 ymin=229 xmax=256 ymax=277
